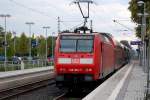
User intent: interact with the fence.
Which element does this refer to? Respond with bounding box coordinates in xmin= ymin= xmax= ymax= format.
xmin=0 ymin=59 xmax=53 ymax=72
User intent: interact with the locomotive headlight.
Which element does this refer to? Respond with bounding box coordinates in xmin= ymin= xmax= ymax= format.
xmin=60 ymin=68 xmax=66 ymax=71
xmin=80 ymin=58 xmax=93 ymax=64
xmin=56 ymin=75 xmax=64 ymax=81
xmin=85 ymin=68 xmax=93 ymax=72
xmin=84 ymin=75 xmax=93 ymax=81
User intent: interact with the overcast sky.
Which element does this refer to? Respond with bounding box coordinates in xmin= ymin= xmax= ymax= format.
xmin=0 ymin=0 xmax=138 ymax=42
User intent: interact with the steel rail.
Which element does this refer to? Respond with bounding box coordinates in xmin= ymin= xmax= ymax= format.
xmin=53 ymin=92 xmax=68 ymax=100
xmin=0 ymin=79 xmax=55 ymax=100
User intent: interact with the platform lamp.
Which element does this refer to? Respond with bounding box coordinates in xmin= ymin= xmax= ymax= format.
xmin=42 ymin=26 xmax=50 ymax=66
xmin=0 ymin=14 xmax=11 ymax=70
xmin=137 ymin=0 xmax=149 ymax=70
xmin=25 ymin=22 xmax=35 ymax=61
xmin=137 ymin=1 xmax=150 ymax=99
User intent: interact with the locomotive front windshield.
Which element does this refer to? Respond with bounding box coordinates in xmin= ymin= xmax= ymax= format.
xmin=60 ymin=35 xmax=94 ymax=53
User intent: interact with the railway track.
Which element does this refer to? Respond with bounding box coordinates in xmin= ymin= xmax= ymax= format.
xmin=0 ymin=65 xmax=126 ymax=100
xmin=52 ymin=66 xmax=124 ymax=100
xmin=53 ymin=92 xmax=68 ymax=100
xmin=53 ymin=91 xmax=87 ymax=100
xmin=0 ymin=79 xmax=55 ymax=100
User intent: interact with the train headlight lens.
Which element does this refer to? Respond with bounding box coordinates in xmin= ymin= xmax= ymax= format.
xmin=80 ymin=58 xmax=93 ymax=64
xmin=56 ymin=75 xmax=64 ymax=81
xmin=85 ymin=75 xmax=93 ymax=81
xmin=85 ymin=68 xmax=92 ymax=72
xmin=60 ymin=68 xmax=66 ymax=71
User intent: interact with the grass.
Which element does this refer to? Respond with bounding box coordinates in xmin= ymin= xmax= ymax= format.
xmin=0 ymin=64 xmax=21 ymax=72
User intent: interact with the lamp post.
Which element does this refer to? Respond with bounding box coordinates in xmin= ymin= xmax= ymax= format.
xmin=51 ymin=32 xmax=55 ymax=66
xmin=52 ymin=32 xmax=55 ymax=58
xmin=0 ymin=14 xmax=11 ymax=69
xmin=137 ymin=1 xmax=146 ymax=69
xmin=137 ymin=1 xmax=149 ymax=98
xmin=25 ymin=22 xmax=34 ymax=60
xmin=42 ymin=26 xmax=50 ymax=66
xmin=137 ymin=1 xmax=149 ymax=69
xmin=13 ymin=31 xmax=16 ymax=56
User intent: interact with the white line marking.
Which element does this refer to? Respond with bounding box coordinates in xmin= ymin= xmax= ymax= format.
xmin=107 ymin=63 xmax=133 ymax=100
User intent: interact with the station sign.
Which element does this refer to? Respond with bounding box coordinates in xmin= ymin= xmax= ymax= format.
xmin=31 ymin=40 xmax=38 ymax=47
xmin=130 ymin=41 xmax=142 ymax=45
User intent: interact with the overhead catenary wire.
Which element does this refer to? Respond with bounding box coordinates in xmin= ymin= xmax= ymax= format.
xmin=61 ymin=22 xmax=71 ymax=31
xmin=90 ymin=5 xmax=135 ymax=32
xmin=8 ymin=0 xmax=85 ymax=33
xmin=69 ymin=21 xmax=85 ymax=31
xmin=113 ymin=20 xmax=134 ymax=32
xmin=61 ymin=20 xmax=83 ymax=31
xmin=61 ymin=20 xmax=83 ymax=22
xmin=8 ymin=0 xmax=83 ymax=21
xmin=57 ymin=16 xmax=85 ymax=32
xmin=8 ymin=0 xmax=56 ymax=20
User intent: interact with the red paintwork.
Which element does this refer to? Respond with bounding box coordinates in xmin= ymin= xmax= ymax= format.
xmin=54 ymin=33 xmax=125 ymax=81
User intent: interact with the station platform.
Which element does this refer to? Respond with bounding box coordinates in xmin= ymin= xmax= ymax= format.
xmin=0 ymin=66 xmax=53 ymax=79
xmin=0 ymin=66 xmax=54 ymax=91
xmin=83 ymin=61 xmax=146 ymax=100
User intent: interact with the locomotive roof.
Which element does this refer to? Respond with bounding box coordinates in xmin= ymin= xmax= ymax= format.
xmin=59 ymin=32 xmax=97 ymax=35
xmin=99 ymin=32 xmax=113 ymax=37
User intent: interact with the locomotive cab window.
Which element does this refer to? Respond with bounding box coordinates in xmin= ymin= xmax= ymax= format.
xmin=77 ymin=40 xmax=93 ymax=52
xmin=60 ymin=40 xmax=76 ymax=52
xmin=60 ymin=35 xmax=94 ymax=53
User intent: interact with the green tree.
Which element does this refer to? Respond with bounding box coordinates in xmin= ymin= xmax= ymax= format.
xmin=38 ymin=35 xmax=46 ymax=58
xmin=0 ymin=26 xmax=4 ymax=36
xmin=18 ymin=33 xmax=29 ymax=56
xmin=128 ymin=0 xmax=150 ymax=38
xmin=47 ymin=36 xmax=56 ymax=57
xmin=36 ymin=35 xmax=56 ymax=58
xmin=0 ymin=29 xmax=56 ymax=59
xmin=0 ymin=26 xmax=4 ymax=55
xmin=6 ymin=31 xmax=14 ymax=58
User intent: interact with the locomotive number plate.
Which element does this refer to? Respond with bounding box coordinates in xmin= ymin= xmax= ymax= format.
xmin=71 ymin=58 xmax=80 ymax=64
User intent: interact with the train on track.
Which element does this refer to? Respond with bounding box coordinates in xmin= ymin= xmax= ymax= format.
xmin=54 ymin=27 xmax=131 ymax=89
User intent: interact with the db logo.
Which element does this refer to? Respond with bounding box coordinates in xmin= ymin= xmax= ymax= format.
xmin=71 ymin=58 xmax=80 ymax=64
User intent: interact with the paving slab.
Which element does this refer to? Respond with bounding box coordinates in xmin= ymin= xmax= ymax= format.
xmin=121 ymin=62 xmax=146 ymax=100
xmin=0 ymin=66 xmax=54 ymax=79
xmin=83 ymin=61 xmax=146 ymax=100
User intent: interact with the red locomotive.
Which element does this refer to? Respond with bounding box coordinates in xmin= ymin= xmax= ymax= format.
xmin=53 ymin=0 xmax=131 ymax=89
xmin=54 ymin=31 xmax=130 ymax=88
